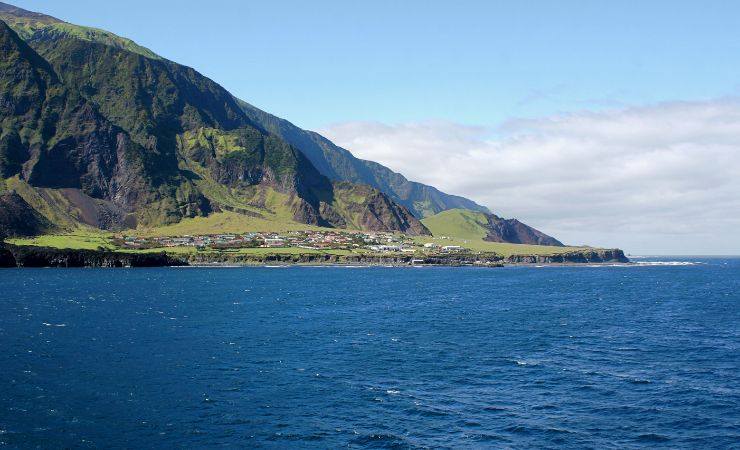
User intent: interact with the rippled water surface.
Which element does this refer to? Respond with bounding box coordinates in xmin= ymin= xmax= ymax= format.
xmin=1 ymin=258 xmax=738 ymax=448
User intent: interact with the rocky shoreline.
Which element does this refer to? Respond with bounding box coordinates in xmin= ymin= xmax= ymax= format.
xmin=0 ymin=244 xmax=629 ymax=268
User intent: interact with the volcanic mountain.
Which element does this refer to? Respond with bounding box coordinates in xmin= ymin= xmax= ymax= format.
xmin=0 ymin=1 xmax=561 ymax=246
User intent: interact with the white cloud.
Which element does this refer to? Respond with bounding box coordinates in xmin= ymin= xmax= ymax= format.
xmin=319 ymin=99 xmax=740 ymax=255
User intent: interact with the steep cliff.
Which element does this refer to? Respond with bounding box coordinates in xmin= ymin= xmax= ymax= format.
xmin=0 ymin=4 xmax=429 ymax=236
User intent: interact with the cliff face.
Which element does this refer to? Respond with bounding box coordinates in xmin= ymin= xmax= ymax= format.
xmin=0 ymin=243 xmax=187 ymax=267
xmin=0 ymin=5 xmax=429 ymax=236
xmin=504 ymin=249 xmax=629 ymax=264
xmin=0 ymin=19 xmax=179 ymax=227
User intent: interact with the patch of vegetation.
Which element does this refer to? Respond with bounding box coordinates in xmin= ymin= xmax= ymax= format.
xmin=133 ymin=211 xmax=331 ymax=238
xmin=179 ymin=128 xmax=261 ymax=157
xmin=7 ymin=231 xmax=115 ymax=250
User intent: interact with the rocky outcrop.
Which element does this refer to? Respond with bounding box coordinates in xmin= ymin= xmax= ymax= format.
xmin=504 ymin=249 xmax=628 ymax=264
xmin=1 ymin=243 xmax=188 ymax=267
xmin=0 ymin=243 xmax=15 ymax=267
xmin=483 ymin=215 xmax=563 ymax=246
xmin=358 ymin=191 xmax=431 ymax=235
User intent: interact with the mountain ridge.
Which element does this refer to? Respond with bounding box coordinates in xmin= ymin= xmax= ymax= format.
xmin=0 ymin=2 xmax=160 ymax=59
xmin=236 ymin=98 xmax=490 ymax=218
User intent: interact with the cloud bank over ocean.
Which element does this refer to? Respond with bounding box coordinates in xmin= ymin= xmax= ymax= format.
xmin=321 ymin=99 xmax=740 ymax=254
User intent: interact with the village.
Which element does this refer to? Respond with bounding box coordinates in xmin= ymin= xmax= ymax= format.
xmin=115 ymin=230 xmax=467 ymax=254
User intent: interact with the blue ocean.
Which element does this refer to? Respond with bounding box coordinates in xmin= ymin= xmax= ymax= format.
xmin=0 ymin=258 xmax=738 ymax=448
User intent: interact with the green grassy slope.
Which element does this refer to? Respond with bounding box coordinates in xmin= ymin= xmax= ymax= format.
xmin=0 ymin=3 xmax=160 ymax=59
xmin=421 ymin=209 xmax=491 ymax=240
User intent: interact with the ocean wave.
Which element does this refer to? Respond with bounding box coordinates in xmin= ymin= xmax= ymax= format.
xmin=515 ymin=359 xmax=540 ymax=366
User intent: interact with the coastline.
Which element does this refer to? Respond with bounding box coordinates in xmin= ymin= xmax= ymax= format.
xmin=0 ymin=243 xmax=629 ymax=268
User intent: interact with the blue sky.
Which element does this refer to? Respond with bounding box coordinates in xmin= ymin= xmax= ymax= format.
xmin=11 ymin=0 xmax=740 ymax=129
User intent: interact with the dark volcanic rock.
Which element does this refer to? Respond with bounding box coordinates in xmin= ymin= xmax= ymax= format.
xmin=0 ymin=243 xmax=15 ymax=267
xmin=0 ymin=191 xmax=51 ymax=238
xmin=483 ymin=215 xmax=563 ymax=246
xmin=2 ymin=243 xmax=188 ymax=268
xmin=504 ymin=249 xmax=629 ymax=264
xmin=358 ymin=191 xmax=431 ymax=236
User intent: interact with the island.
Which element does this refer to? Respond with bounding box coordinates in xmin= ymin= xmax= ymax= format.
xmin=0 ymin=4 xmax=627 ymax=268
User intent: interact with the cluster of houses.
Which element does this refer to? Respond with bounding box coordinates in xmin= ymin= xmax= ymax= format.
xmin=117 ymin=230 xmax=468 ymax=254
xmin=423 ymin=243 xmax=465 ymax=252
xmin=119 ymin=233 xmax=259 ymax=249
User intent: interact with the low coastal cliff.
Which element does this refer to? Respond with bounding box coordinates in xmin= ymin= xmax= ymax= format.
xmin=0 ymin=244 xmax=188 ymax=268
xmin=0 ymin=244 xmax=628 ymax=268
xmin=503 ymin=249 xmax=629 ymax=264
